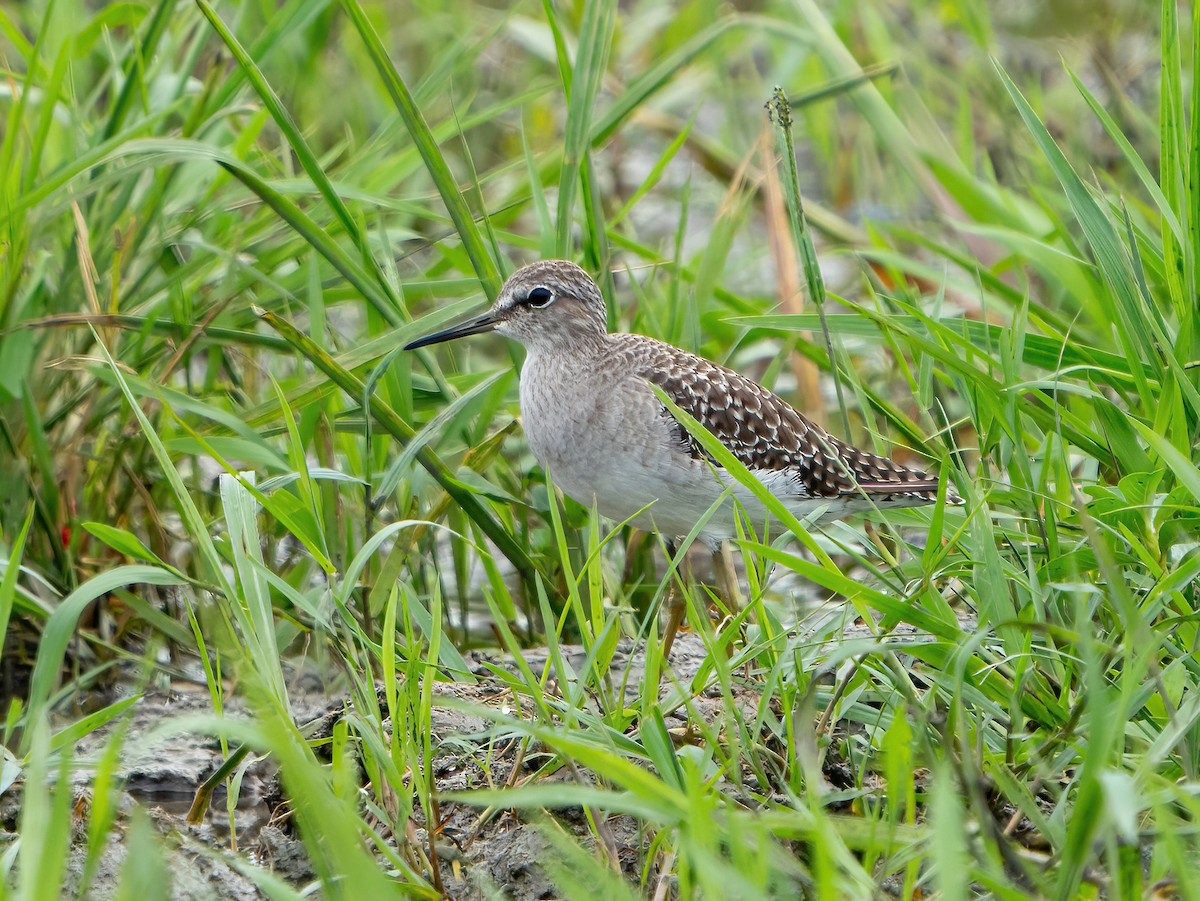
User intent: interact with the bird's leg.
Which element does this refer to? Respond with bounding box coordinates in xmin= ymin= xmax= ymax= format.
xmin=710 ymin=541 xmax=746 ymax=660
xmin=622 ymin=528 xmax=649 ymax=585
xmin=661 ymin=539 xmax=688 ymax=659
xmin=712 ymin=541 xmax=743 ymax=615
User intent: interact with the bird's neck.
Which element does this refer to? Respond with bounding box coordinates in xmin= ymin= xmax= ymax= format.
xmin=521 ymin=327 xmax=611 ymax=361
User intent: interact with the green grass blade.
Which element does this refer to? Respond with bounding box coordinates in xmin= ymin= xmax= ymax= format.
xmin=257 ymin=307 xmax=541 ymax=588
xmin=340 ymin=0 xmax=502 ymax=297
xmin=554 ymin=0 xmax=615 ymax=258
xmin=216 ymin=158 xmax=402 ymax=325
xmin=24 ymin=565 xmax=187 ymax=737
xmin=0 ymin=505 xmax=36 ymax=668
xmin=995 ymin=61 xmax=1174 ymax=415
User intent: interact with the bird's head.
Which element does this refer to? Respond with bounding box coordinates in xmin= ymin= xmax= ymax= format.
xmin=404 ymin=260 xmax=609 ymax=352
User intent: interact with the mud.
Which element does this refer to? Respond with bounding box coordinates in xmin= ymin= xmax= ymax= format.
xmin=6 ymin=616 xmax=977 ymax=899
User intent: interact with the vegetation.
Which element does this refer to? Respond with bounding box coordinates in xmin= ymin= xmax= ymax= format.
xmin=1 ymin=0 xmax=1197 ymax=897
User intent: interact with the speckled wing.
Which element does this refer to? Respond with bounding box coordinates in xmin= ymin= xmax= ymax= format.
xmin=612 ymin=334 xmax=946 ymax=501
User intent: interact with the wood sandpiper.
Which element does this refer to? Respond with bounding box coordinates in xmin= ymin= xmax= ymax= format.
xmin=406 ymin=260 xmax=958 ymax=654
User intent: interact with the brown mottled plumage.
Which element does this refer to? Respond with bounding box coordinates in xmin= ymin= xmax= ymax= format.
xmin=611 ymin=333 xmax=946 ymax=502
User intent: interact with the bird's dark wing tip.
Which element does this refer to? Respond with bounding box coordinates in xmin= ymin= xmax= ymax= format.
xmin=845 ymin=479 xmax=964 ymax=504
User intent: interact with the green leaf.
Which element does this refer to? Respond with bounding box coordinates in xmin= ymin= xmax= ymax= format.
xmin=554 ymin=0 xmax=615 ymax=259
xmin=82 ymin=523 xmax=168 ymax=567
xmin=340 ymin=0 xmax=502 ymax=297
xmin=25 ymin=565 xmax=187 ymax=734
xmin=258 ymin=308 xmax=542 ymax=590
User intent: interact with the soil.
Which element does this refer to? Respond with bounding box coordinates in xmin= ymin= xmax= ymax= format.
xmin=0 ymin=632 xmax=772 ymax=899
xmin=7 ymin=609 xmax=976 ymax=899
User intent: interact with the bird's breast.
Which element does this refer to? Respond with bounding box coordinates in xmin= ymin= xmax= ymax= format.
xmin=520 ymin=354 xmax=654 ymax=475
xmin=518 ymin=353 xmax=711 ymax=529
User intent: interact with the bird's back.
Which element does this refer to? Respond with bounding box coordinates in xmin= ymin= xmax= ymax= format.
xmin=608 ymin=332 xmax=950 ymax=508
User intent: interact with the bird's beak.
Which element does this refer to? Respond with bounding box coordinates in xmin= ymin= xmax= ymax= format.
xmin=403 ymin=310 xmax=501 ymax=350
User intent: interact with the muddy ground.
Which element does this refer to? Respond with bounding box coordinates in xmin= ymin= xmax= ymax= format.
xmin=0 ymin=586 xmax=984 ymax=901
xmin=7 ymin=632 xmax=773 ymax=899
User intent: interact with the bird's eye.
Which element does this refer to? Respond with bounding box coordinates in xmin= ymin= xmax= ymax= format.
xmin=526 ymin=286 xmax=555 ymax=308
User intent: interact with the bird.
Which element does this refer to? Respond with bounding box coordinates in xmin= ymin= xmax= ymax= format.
xmin=405 ymin=260 xmax=959 ymax=655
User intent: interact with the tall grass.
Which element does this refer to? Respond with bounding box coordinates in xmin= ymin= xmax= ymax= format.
xmin=0 ymin=0 xmax=1197 ymax=897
